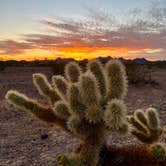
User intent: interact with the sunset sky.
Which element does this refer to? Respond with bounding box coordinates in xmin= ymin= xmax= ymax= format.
xmin=0 ymin=0 xmax=166 ymax=61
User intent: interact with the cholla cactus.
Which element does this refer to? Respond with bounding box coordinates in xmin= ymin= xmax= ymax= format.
xmin=6 ymin=59 xmax=128 ymax=166
xmin=129 ymin=108 xmax=166 ymax=159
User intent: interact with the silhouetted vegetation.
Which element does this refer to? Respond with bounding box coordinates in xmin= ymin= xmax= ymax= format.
xmin=0 ymin=57 xmax=165 ymax=87
xmin=125 ymin=62 xmax=153 ymax=85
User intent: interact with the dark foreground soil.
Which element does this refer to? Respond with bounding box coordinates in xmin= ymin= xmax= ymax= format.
xmin=99 ymin=145 xmax=166 ymax=166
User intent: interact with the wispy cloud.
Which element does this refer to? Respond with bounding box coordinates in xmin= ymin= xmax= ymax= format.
xmin=24 ymin=6 xmax=166 ymax=50
xmin=0 ymin=40 xmax=33 ymax=55
xmin=0 ymin=0 xmax=166 ymax=60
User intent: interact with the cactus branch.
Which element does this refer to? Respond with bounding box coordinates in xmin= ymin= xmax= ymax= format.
xmin=6 ymin=90 xmax=69 ymax=132
xmin=52 ymin=75 xmax=68 ymax=100
xmin=146 ymin=108 xmax=159 ymax=130
xmin=130 ymin=108 xmax=163 ymax=144
xmin=65 ymin=61 xmax=82 ymax=83
xmin=67 ymin=83 xmax=86 ymax=117
xmin=33 ymin=73 xmax=60 ymax=105
xmin=105 ymin=60 xmax=127 ymax=100
xmin=87 ymin=60 xmax=107 ymax=96
xmin=79 ymin=73 xmax=102 ymax=123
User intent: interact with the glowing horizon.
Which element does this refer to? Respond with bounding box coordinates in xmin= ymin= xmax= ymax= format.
xmin=0 ymin=47 xmax=162 ymax=61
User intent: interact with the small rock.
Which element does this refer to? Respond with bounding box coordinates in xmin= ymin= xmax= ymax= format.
xmin=41 ymin=134 xmax=48 ymax=140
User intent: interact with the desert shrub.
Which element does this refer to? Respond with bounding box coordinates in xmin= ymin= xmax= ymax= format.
xmin=51 ymin=61 xmax=66 ymax=75
xmin=150 ymin=61 xmax=166 ymax=69
xmin=125 ymin=62 xmax=155 ymax=85
xmin=0 ymin=62 xmax=6 ymax=71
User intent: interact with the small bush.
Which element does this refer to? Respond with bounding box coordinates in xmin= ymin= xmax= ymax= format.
xmin=125 ymin=62 xmax=156 ymax=85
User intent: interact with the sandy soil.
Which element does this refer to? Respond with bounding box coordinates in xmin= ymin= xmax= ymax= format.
xmin=0 ymin=67 xmax=166 ymax=166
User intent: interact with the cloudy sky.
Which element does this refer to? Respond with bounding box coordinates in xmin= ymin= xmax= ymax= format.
xmin=0 ymin=0 xmax=166 ymax=61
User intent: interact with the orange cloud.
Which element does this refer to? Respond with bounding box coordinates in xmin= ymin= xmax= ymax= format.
xmin=0 ymin=46 xmax=139 ymax=61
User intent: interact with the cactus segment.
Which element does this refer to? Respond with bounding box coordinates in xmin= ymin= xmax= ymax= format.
xmin=33 ymin=73 xmax=60 ymax=104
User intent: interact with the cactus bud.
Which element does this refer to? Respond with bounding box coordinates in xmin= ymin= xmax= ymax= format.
xmin=104 ymin=99 xmax=127 ymax=131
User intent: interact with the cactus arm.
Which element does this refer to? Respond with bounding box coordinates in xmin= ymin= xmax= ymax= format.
xmin=67 ymin=84 xmax=86 ymax=117
xmin=105 ymin=60 xmax=127 ymax=100
xmin=79 ymin=73 xmax=100 ymax=106
xmin=146 ymin=108 xmax=159 ymax=130
xmin=65 ymin=62 xmax=82 ymax=83
xmin=5 ymin=90 xmax=69 ymax=132
xmin=134 ymin=110 xmax=148 ymax=126
xmin=79 ymin=73 xmax=102 ymax=123
xmin=52 ymin=75 xmax=68 ymax=100
xmin=87 ymin=60 xmax=107 ymax=96
xmin=33 ymin=73 xmax=60 ymax=105
xmin=129 ymin=116 xmax=148 ymax=135
xmin=130 ymin=108 xmax=163 ymax=144
xmin=131 ymin=130 xmax=151 ymax=144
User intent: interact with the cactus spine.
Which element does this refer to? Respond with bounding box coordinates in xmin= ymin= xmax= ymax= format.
xmin=129 ymin=108 xmax=166 ymax=159
xmin=6 ymin=59 xmax=129 ymax=166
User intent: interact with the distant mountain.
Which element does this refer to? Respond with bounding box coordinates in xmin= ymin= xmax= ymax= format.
xmin=96 ymin=57 xmax=148 ymax=63
xmin=117 ymin=57 xmax=126 ymax=62
xmin=133 ymin=58 xmax=148 ymax=63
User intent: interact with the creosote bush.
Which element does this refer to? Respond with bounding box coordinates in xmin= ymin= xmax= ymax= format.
xmin=128 ymin=108 xmax=166 ymax=160
xmin=5 ymin=59 xmax=165 ymax=165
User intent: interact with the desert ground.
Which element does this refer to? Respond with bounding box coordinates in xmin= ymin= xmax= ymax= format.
xmin=0 ymin=66 xmax=166 ymax=166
